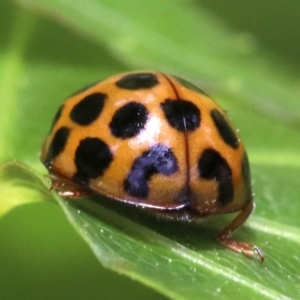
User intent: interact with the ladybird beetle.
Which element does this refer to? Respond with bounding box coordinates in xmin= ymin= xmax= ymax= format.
xmin=41 ymin=71 xmax=264 ymax=261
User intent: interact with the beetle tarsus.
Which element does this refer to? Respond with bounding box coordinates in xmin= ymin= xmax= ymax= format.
xmin=217 ymin=202 xmax=264 ymax=262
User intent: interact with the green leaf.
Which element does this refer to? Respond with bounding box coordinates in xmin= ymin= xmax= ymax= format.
xmin=56 ymin=194 xmax=300 ymax=300
xmin=2 ymin=161 xmax=300 ymax=299
xmin=1 ymin=0 xmax=300 ymax=299
xmin=0 ymin=161 xmax=48 ymax=216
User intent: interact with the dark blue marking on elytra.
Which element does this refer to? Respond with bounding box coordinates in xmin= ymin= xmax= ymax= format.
xmin=173 ymin=75 xmax=209 ymax=96
xmin=198 ymin=148 xmax=233 ymax=206
xmin=116 ymin=73 xmax=159 ymax=90
xmin=160 ymin=99 xmax=200 ymax=131
xmin=73 ymin=137 xmax=113 ymax=184
xmin=211 ymin=109 xmax=239 ymax=149
xmin=124 ymin=144 xmax=178 ymax=198
xmin=44 ymin=126 xmax=70 ymax=168
xmin=70 ymin=93 xmax=106 ymax=125
xmin=241 ymin=152 xmax=252 ymax=202
xmin=109 ymin=102 xmax=148 ymax=138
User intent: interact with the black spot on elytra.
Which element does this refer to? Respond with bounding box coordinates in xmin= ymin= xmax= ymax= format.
xmin=109 ymin=102 xmax=148 ymax=138
xmin=211 ymin=109 xmax=239 ymax=149
xmin=74 ymin=137 xmax=113 ymax=183
xmin=44 ymin=126 xmax=70 ymax=168
xmin=198 ymin=148 xmax=233 ymax=206
xmin=173 ymin=75 xmax=208 ymax=96
xmin=160 ymin=99 xmax=200 ymax=131
xmin=124 ymin=144 xmax=178 ymax=198
xmin=241 ymin=152 xmax=252 ymax=202
xmin=116 ymin=73 xmax=159 ymax=90
xmin=49 ymin=104 xmax=64 ymax=131
xmin=70 ymin=93 xmax=106 ymax=125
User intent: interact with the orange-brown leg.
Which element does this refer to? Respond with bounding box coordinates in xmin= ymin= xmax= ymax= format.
xmin=218 ymin=202 xmax=264 ymax=261
xmin=48 ymin=173 xmax=94 ymax=198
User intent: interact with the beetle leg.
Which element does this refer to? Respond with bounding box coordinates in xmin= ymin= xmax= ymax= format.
xmin=48 ymin=173 xmax=94 ymax=198
xmin=218 ymin=202 xmax=264 ymax=261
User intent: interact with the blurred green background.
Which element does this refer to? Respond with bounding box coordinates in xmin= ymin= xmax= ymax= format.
xmin=1 ymin=0 xmax=300 ymax=299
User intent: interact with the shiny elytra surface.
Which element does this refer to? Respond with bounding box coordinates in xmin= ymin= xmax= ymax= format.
xmin=41 ymin=71 xmax=252 ymax=216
